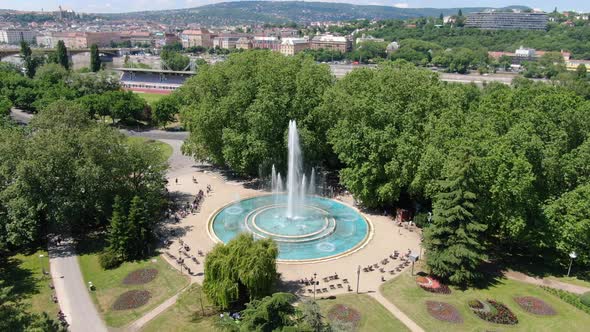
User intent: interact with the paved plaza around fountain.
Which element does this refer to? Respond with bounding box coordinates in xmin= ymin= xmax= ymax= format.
xmin=163 ymin=164 xmax=421 ymax=296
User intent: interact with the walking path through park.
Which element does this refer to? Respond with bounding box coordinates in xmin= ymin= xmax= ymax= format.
xmin=126 ymin=284 xmax=192 ymax=331
xmin=48 ymin=238 xmax=107 ymax=332
xmin=505 ymin=270 xmax=590 ymax=294
xmin=369 ymin=291 xmax=425 ymax=332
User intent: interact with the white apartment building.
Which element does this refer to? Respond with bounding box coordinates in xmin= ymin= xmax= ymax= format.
xmin=0 ymin=29 xmax=37 ymax=45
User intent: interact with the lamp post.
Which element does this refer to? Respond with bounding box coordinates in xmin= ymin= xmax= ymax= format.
xmin=178 ymin=247 xmax=183 ymax=275
xmin=567 ymin=251 xmax=577 ymax=277
xmin=38 ymin=254 xmax=45 ymax=276
xmin=356 ymin=265 xmax=360 ymax=294
xmin=313 ymin=272 xmax=317 ymax=300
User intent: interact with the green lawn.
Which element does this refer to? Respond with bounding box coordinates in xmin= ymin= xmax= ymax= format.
xmin=78 ymin=252 xmax=189 ymax=327
xmin=317 ymin=294 xmax=410 ymax=332
xmin=135 ymin=92 xmax=164 ymax=106
xmin=141 ymin=284 xmax=217 ymax=332
xmin=1 ymin=250 xmax=59 ymax=317
xmin=381 ymin=270 xmax=590 ymax=332
xmin=127 ymin=136 xmax=173 ymax=161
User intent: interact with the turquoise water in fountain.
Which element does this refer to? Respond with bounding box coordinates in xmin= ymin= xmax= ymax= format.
xmin=211 ymin=194 xmax=370 ymax=261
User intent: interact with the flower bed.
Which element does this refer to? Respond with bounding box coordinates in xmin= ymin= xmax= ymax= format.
xmin=468 ymin=299 xmax=484 ymax=310
xmin=416 ymin=276 xmax=451 ymax=294
xmin=122 ymin=268 xmax=158 ymax=285
xmin=425 ymin=301 xmax=463 ymax=323
xmin=327 ymin=304 xmax=361 ymax=327
xmin=514 ymin=296 xmax=556 ymax=316
xmin=112 ymin=290 xmax=151 ymax=310
xmin=470 ymin=299 xmax=518 ymax=325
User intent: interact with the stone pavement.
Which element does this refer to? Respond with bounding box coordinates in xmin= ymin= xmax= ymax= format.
xmin=505 ymin=270 xmax=590 ymax=295
xmin=48 ymin=238 xmax=107 ymax=332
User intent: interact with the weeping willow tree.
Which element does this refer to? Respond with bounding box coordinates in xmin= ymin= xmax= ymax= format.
xmin=203 ymin=233 xmax=278 ymax=309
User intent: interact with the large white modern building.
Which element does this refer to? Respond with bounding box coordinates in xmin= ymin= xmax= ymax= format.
xmin=0 ymin=29 xmax=37 ymax=45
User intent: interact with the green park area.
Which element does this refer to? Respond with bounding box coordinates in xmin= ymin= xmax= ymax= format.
xmin=136 ymin=92 xmax=164 ymax=106
xmin=318 ymin=294 xmax=410 ymax=331
xmin=1 ymin=250 xmax=59 ymax=317
xmin=141 ymin=284 xmax=216 ymax=332
xmin=127 ymin=136 xmax=173 ymax=160
xmin=381 ymin=270 xmax=590 ymax=331
xmin=77 ymin=246 xmax=189 ymax=327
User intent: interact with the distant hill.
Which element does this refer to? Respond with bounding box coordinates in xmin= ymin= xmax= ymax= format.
xmin=100 ymin=1 xmax=532 ymax=25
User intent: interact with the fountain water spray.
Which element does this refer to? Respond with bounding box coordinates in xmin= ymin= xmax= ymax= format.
xmin=286 ymin=120 xmax=303 ymax=219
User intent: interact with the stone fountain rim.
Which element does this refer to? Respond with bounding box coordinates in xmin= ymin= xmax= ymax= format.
xmin=206 ymin=193 xmax=374 ymax=265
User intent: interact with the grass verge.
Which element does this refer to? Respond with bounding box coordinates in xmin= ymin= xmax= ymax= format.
xmin=140 ymin=284 xmax=217 ymax=332
xmin=317 ymin=293 xmax=410 ymax=332
xmin=127 ymin=136 xmax=173 ymax=161
xmin=1 ymin=250 xmax=59 ymax=316
xmin=381 ymin=270 xmax=590 ymax=331
xmin=78 ymin=251 xmax=189 ymax=327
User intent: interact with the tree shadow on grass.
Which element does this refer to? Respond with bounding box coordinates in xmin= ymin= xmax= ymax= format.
xmin=0 ymin=255 xmax=41 ymax=303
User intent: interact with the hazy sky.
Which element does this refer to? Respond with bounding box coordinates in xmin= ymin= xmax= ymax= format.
xmin=1 ymin=0 xmax=587 ymax=14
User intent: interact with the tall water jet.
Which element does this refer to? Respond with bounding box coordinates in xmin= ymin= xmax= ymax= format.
xmin=309 ymin=168 xmax=316 ymax=195
xmin=286 ymin=120 xmax=303 ymax=219
xmin=300 ymin=174 xmax=306 ymax=205
xmin=277 ymin=173 xmax=283 ymax=192
xmin=271 ymin=165 xmax=277 ymax=192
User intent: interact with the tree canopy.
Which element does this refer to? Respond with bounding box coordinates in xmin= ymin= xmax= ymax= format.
xmin=203 ymin=233 xmax=278 ymax=309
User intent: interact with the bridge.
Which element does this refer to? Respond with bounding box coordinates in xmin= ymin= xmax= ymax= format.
xmin=0 ymin=48 xmax=131 ymax=59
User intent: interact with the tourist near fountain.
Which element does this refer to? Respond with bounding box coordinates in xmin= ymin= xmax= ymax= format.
xmin=210 ymin=120 xmax=371 ymax=261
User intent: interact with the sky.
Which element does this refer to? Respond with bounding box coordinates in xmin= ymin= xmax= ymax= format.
xmin=0 ymin=0 xmax=587 ymax=14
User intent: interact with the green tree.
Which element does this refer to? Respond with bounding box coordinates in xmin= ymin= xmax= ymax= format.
xmin=239 ymin=293 xmax=297 ymax=332
xmin=34 ymin=63 xmax=69 ymax=85
xmin=106 ymin=196 xmax=129 ymax=259
xmin=0 ymin=97 xmax=11 ymax=117
xmin=56 ymin=40 xmax=69 ymax=70
xmin=20 ymin=41 xmax=42 ymax=78
xmin=299 ymin=299 xmax=325 ymax=332
xmin=161 ymin=50 xmax=190 ymax=71
xmin=203 ymin=233 xmax=278 ymax=309
xmin=545 ymin=184 xmax=590 ymax=268
xmin=152 ymin=94 xmax=179 ymax=128
xmin=90 ymin=44 xmax=101 ymax=72
xmin=424 ymin=156 xmax=488 ymax=285
xmin=576 ymin=64 xmax=587 ymax=80
xmin=126 ymin=195 xmax=153 ymax=258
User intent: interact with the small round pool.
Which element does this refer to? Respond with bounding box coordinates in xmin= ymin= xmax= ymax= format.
xmin=209 ymin=194 xmax=371 ymax=262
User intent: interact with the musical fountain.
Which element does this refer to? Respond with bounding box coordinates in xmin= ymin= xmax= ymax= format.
xmin=209 ymin=120 xmax=371 ymax=261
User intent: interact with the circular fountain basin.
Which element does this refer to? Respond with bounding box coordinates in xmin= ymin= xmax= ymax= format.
xmin=209 ymin=194 xmax=371 ymax=262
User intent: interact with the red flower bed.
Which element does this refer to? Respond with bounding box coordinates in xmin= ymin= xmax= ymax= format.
xmin=416 ymin=276 xmax=451 ymax=294
xmin=122 ymin=268 xmax=158 ymax=285
xmin=426 ymin=301 xmax=463 ymax=323
xmin=112 ymin=290 xmax=151 ymax=310
xmin=514 ymin=296 xmax=556 ymax=316
xmin=328 ymin=304 xmax=361 ymax=327
xmin=471 ymin=299 xmax=518 ymax=325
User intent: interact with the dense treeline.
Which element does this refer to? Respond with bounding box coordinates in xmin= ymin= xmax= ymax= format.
xmin=180 ymin=51 xmax=590 ymax=282
xmin=368 ymin=21 xmax=590 ymax=60
xmin=0 ymin=104 xmax=167 ymax=252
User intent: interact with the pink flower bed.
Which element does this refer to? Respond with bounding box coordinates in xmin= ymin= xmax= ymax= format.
xmin=416 ymin=276 xmax=451 ymax=294
xmin=514 ymin=296 xmax=556 ymax=316
xmin=426 ymin=301 xmax=463 ymax=323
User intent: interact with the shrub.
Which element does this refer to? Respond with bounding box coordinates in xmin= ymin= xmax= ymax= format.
xmin=581 ymin=292 xmax=590 ymax=307
xmin=99 ymin=250 xmax=122 ymax=269
xmin=541 ymin=286 xmax=590 ymax=315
